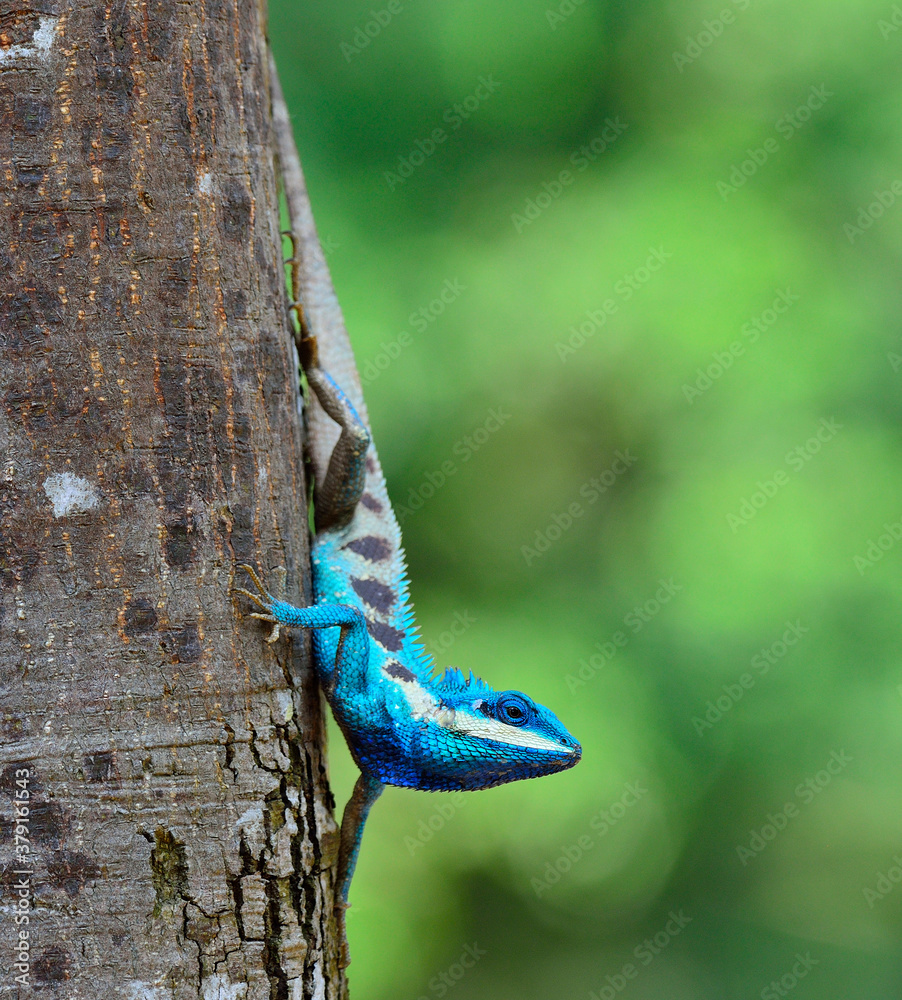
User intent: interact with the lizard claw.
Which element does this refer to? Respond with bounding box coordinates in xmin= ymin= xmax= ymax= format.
xmin=249 ymin=612 xmax=282 ymax=644
xmin=235 ymin=565 xmax=287 ymax=644
xmin=236 ymin=564 xmax=275 ymax=603
xmin=234 ymin=587 xmax=268 ymax=610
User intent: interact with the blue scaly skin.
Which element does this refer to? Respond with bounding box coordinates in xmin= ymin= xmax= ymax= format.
xmin=237 ymin=110 xmax=580 ymax=904
xmin=238 ymin=356 xmax=581 ymax=902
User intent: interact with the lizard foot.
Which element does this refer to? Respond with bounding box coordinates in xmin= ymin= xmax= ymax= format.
xmin=235 ymin=565 xmax=284 ymax=643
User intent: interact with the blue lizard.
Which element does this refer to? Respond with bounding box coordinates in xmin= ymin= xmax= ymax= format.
xmin=237 ymin=96 xmax=581 ymax=903
xmin=238 ymin=358 xmax=581 ymax=899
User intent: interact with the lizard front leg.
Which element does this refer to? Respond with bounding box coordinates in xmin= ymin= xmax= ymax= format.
xmin=236 ymin=564 xmax=371 ymax=702
xmin=236 ymin=565 xmax=384 ymax=902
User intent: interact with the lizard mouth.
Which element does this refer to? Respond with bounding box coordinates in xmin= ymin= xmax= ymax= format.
xmin=564 ymin=743 xmax=582 ymax=764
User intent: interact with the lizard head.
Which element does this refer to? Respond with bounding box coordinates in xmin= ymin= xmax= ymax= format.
xmin=424 ymin=669 xmax=581 ymax=790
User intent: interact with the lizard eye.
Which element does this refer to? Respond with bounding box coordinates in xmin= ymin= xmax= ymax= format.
xmin=497 ymin=692 xmax=530 ymax=727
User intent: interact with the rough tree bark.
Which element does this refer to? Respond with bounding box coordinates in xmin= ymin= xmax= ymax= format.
xmin=0 ymin=2 xmax=347 ymax=998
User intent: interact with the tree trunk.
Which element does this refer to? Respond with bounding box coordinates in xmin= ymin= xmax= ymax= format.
xmin=0 ymin=2 xmax=346 ymax=997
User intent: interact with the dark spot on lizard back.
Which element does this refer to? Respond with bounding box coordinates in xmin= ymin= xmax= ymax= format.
xmin=352 ymin=577 xmax=395 ymax=613
xmin=366 ymin=618 xmax=404 ymax=652
xmin=345 ymin=536 xmax=392 ymax=562
xmin=366 ymin=455 xmax=377 ymax=473
xmin=384 ymin=660 xmax=416 ymax=683
xmin=361 ymin=493 xmax=383 ymax=513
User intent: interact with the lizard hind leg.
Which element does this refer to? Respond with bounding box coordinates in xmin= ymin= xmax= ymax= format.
xmin=283 ymin=237 xmax=369 ymax=530
xmin=281 ymin=234 xmax=368 ymax=531
xmin=336 ymin=772 xmax=384 ymax=905
xmin=305 ymin=366 xmax=371 ymax=533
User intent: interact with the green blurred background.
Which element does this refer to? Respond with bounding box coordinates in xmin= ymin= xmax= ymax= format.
xmin=270 ymin=1 xmax=902 ymax=996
